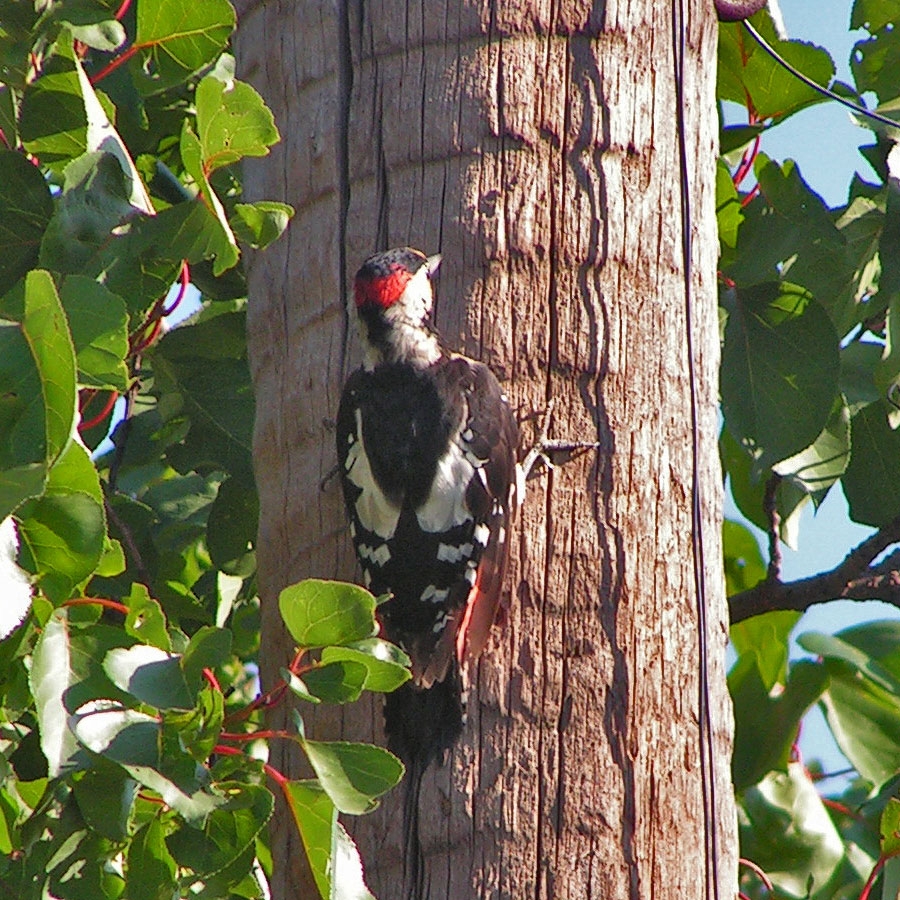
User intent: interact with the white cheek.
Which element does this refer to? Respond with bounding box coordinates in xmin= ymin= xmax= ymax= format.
xmin=399 ymin=267 xmax=433 ymax=321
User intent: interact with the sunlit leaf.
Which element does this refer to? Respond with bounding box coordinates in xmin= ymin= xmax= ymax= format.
xmin=17 ymin=439 xmax=104 ymax=603
xmin=232 ymin=201 xmax=294 ymax=250
xmin=195 ymin=76 xmax=279 ymax=172
xmin=280 ymin=580 xmax=378 ymax=650
xmin=719 ymin=14 xmax=834 ymax=122
xmin=321 ymin=640 xmax=412 ymax=693
xmin=730 ymin=608 xmax=800 ymax=688
xmin=738 ymin=763 xmax=844 ymax=897
xmin=283 ymin=780 xmax=336 ymax=899
xmin=819 ymin=659 xmax=900 ymax=785
xmin=301 ymin=739 xmax=403 ymax=816
xmin=132 ymin=0 xmax=235 ymax=96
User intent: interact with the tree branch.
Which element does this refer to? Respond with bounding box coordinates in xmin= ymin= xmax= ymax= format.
xmin=729 ymin=516 xmax=900 ymax=624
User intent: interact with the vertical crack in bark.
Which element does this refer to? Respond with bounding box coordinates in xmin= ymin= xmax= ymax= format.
xmin=567 ymin=20 xmax=638 ymax=900
xmin=337 ymin=0 xmax=354 ymax=375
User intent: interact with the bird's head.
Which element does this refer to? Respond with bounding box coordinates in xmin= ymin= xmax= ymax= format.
xmin=354 ymin=247 xmax=442 ymax=326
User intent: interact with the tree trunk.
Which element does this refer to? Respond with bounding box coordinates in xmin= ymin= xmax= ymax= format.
xmin=237 ymin=1 xmax=737 ymax=898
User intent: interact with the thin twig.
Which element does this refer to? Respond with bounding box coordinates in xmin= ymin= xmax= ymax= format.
xmin=762 ymin=473 xmax=782 ymax=582
xmin=103 ymin=488 xmax=151 ymax=586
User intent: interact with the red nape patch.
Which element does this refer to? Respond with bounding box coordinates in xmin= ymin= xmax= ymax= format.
xmin=354 ymin=265 xmax=413 ymax=308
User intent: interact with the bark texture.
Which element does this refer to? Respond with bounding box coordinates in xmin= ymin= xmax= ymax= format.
xmin=236 ymin=0 xmax=736 ymax=897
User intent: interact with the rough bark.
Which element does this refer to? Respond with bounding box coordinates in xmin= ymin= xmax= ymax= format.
xmin=237 ymin=1 xmax=737 ymax=898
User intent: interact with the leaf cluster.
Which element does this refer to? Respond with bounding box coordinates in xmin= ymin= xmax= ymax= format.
xmin=0 ymin=3 xmax=405 ymax=899
xmin=719 ymin=6 xmax=900 ymax=899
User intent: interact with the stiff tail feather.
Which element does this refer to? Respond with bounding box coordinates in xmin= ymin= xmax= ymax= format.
xmin=383 ymin=667 xmax=465 ymax=900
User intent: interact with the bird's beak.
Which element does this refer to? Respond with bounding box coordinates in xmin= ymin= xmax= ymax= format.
xmin=426 ymin=254 xmax=442 ymax=277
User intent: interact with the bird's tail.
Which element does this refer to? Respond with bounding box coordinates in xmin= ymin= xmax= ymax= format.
xmin=383 ymin=667 xmax=465 ymax=900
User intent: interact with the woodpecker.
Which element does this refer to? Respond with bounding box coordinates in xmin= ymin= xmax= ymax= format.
xmin=336 ymin=246 xmax=518 ymax=893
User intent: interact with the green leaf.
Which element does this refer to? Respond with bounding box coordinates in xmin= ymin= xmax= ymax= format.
xmin=283 ymin=780 xmax=336 ymax=900
xmin=840 ymin=340 xmax=882 ymax=416
xmin=819 ymin=659 xmax=900 ymax=785
xmin=179 ymin=121 xmax=238 ymax=276
xmin=720 ymin=282 xmax=840 ymax=469
xmin=283 ymin=669 xmax=322 ymax=705
xmin=722 ymin=518 xmax=766 ymax=598
xmin=126 ymin=817 xmax=178 ymax=900
xmin=58 ymin=276 xmax=129 ymax=392
xmin=124 ymin=583 xmax=171 ymax=651
xmin=62 ymin=623 xmax=137 ymax=715
xmin=195 ymin=76 xmax=280 ymax=172
xmin=232 ymin=201 xmax=294 ymax=250
xmin=718 ymin=16 xmax=835 ymax=122
xmin=716 ymin=159 xmax=743 ymax=252
xmin=878 ymin=294 xmax=900 ymax=406
xmin=103 ymin=644 xmax=194 ymax=710
xmin=166 ymin=782 xmax=273 ymax=878
xmin=0 ymin=150 xmax=54 ymax=297
xmin=132 ymin=0 xmax=235 ymax=95
xmin=19 ymin=269 xmax=78 ymax=464
xmin=180 ymin=626 xmax=231 ymax=694
xmin=852 ymin=20 xmax=900 ymax=103
xmin=321 ymin=639 xmax=412 ymax=693
xmin=772 ymin=397 xmax=850 ymax=504
xmin=730 ymin=609 xmax=800 ymax=689
xmin=721 ymin=428 xmax=807 ymax=548
xmin=150 ymin=307 xmax=254 ymax=476
xmin=17 ymin=438 xmax=105 ymax=603
xmin=85 ymin=201 xmax=197 ymax=315
xmin=851 ymin=0 xmax=900 ymax=32
xmin=206 ymin=475 xmax=258 ymax=569
xmin=301 ymin=740 xmax=403 ymax=816
xmin=828 ymin=619 xmax=900 ymax=683
xmin=301 ymin=661 xmax=368 ymax=704
xmin=719 ymin=122 xmax=765 ymax=156
xmin=798 ymin=630 xmax=900 ymax=695
xmin=738 ymin=763 xmax=844 ymax=897
xmin=73 ymin=761 xmax=136 ymax=841
xmin=165 ymin=683 xmax=223 ymax=764
xmin=725 ymin=157 xmax=868 ymax=335
xmin=279 ymin=580 xmax=378 ymax=650
xmin=843 ymin=400 xmax=900 ymax=527
xmin=19 ymin=38 xmax=88 ymax=167
xmin=40 ymin=151 xmax=137 ymax=277
xmin=95 ymin=533 xmax=126 ymax=577
xmin=64 ymin=19 xmax=126 ymax=53
xmin=31 ymin=609 xmax=80 ymax=776
xmin=730 ymin=657 xmax=827 ymax=791
xmin=69 ymin=701 xmax=223 ymax=823
xmin=881 ymin=797 xmax=900 ymax=855
xmin=0 ymin=315 xmax=49 ymax=518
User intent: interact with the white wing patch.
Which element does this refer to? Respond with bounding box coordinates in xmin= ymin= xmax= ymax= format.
xmin=345 ymin=409 xmax=401 ymax=540
xmin=436 ymin=542 xmax=474 ymax=563
xmin=420 ymin=585 xmax=450 ymax=604
xmin=358 ymin=542 xmax=391 ymax=567
xmin=415 ymin=437 xmax=475 ymax=533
